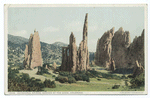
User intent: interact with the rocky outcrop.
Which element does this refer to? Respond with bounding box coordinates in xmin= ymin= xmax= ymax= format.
xmin=60 ymin=32 xmax=78 ymax=73
xmin=60 ymin=13 xmax=89 ymax=73
xmin=95 ymin=27 xmax=144 ymax=72
xmin=111 ymin=27 xmax=131 ymax=68
xmin=53 ymin=62 xmax=57 ymax=70
xmin=108 ymin=58 xmax=116 ymax=71
xmin=133 ymin=60 xmax=144 ymax=77
xmin=23 ymin=30 xmax=43 ymax=69
xmin=23 ymin=45 xmax=29 ymax=69
xmin=77 ymin=13 xmax=89 ymax=71
xmin=128 ymin=29 xmax=144 ymax=68
xmin=95 ymin=27 xmax=114 ymax=68
xmin=69 ymin=32 xmax=78 ymax=73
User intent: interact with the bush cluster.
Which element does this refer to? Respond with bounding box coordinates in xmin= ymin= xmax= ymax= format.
xmin=44 ymin=79 xmax=56 ymax=88
xmin=56 ymin=76 xmax=69 ymax=83
xmin=68 ymin=76 xmax=76 ymax=83
xmin=74 ymin=71 xmax=90 ymax=82
xmin=130 ymin=73 xmax=144 ymax=88
xmin=36 ymin=66 xmax=50 ymax=75
xmin=112 ymin=84 xmax=120 ymax=89
xmin=55 ymin=71 xmax=90 ymax=83
xmin=8 ymin=68 xmax=56 ymax=91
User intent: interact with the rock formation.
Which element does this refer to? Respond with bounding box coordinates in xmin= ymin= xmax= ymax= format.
xmin=133 ymin=60 xmax=144 ymax=77
xmin=77 ymin=13 xmax=89 ymax=71
xmin=111 ymin=27 xmax=131 ymax=68
xmin=23 ymin=30 xmax=43 ymax=69
xmin=53 ymin=62 xmax=57 ymax=70
xmin=23 ymin=45 xmax=29 ymax=69
xmin=60 ymin=13 xmax=89 ymax=73
xmin=128 ymin=29 xmax=144 ymax=68
xmin=95 ymin=27 xmax=114 ymax=69
xmin=60 ymin=32 xmax=77 ymax=73
xmin=45 ymin=65 xmax=48 ymax=69
xmin=108 ymin=58 xmax=116 ymax=71
xmin=95 ymin=27 xmax=144 ymax=72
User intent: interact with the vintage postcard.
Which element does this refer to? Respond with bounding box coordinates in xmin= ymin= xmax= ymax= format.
xmin=4 ymin=4 xmax=148 ymax=95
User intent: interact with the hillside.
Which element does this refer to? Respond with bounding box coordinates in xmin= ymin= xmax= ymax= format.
xmin=8 ymin=34 xmax=94 ymax=66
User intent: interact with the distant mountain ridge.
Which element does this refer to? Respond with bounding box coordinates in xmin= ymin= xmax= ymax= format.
xmin=8 ymin=34 xmax=28 ymax=44
xmin=52 ymin=42 xmax=68 ymax=47
xmin=8 ymin=34 xmax=94 ymax=66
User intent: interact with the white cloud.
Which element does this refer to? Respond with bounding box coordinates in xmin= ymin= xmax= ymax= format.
xmin=64 ymin=21 xmax=83 ymax=33
xmin=89 ymin=25 xmax=98 ymax=32
xmin=11 ymin=30 xmax=28 ymax=38
xmin=42 ymin=26 xmax=60 ymax=33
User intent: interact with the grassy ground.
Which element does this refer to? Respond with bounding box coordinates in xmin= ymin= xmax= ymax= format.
xmin=18 ymin=66 xmax=144 ymax=91
xmin=44 ymin=78 xmax=144 ymax=91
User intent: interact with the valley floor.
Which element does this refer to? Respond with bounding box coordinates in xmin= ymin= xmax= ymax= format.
xmin=19 ymin=67 xmax=144 ymax=91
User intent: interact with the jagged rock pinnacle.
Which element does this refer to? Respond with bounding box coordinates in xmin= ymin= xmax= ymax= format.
xmin=23 ymin=30 xmax=43 ymax=69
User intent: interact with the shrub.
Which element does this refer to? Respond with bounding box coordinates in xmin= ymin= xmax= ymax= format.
xmin=121 ymin=75 xmax=128 ymax=79
xmin=44 ymin=79 xmax=56 ymax=88
xmin=97 ymin=78 xmax=101 ymax=81
xmin=35 ymin=79 xmax=41 ymax=81
xmin=73 ymin=71 xmax=90 ymax=82
xmin=68 ymin=76 xmax=76 ymax=83
xmin=8 ymin=67 xmax=56 ymax=91
xmin=127 ymin=74 xmax=133 ymax=78
xmin=59 ymin=76 xmax=68 ymax=83
xmin=130 ymin=73 xmax=144 ymax=88
xmin=56 ymin=71 xmax=90 ymax=83
xmin=74 ymin=74 xmax=83 ymax=81
xmin=55 ymin=76 xmax=68 ymax=83
xmin=36 ymin=66 xmax=50 ymax=75
xmin=82 ymin=75 xmax=89 ymax=82
xmin=52 ymin=75 xmax=55 ymax=77
xmin=112 ymin=84 xmax=120 ymax=89
xmin=59 ymin=71 xmax=71 ymax=76
xmin=55 ymin=76 xmax=59 ymax=81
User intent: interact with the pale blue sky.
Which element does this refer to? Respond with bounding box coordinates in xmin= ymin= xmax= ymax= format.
xmin=8 ymin=7 xmax=144 ymax=52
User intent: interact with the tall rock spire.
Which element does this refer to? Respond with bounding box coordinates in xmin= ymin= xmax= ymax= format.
xmin=60 ymin=13 xmax=90 ymax=73
xmin=23 ymin=30 xmax=43 ymax=69
xmin=69 ymin=32 xmax=77 ymax=73
xmin=78 ymin=13 xmax=89 ymax=71
xmin=83 ymin=13 xmax=88 ymax=42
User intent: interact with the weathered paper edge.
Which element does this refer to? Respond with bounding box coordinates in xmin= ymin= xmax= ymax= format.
xmin=4 ymin=4 xmax=148 ymax=95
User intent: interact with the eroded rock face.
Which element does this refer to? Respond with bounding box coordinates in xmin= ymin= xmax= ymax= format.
xmin=133 ymin=60 xmax=144 ymax=77
xmin=60 ymin=13 xmax=89 ymax=73
xmin=23 ymin=30 xmax=43 ymax=69
xmin=60 ymin=32 xmax=77 ymax=73
xmin=108 ymin=58 xmax=116 ymax=72
xmin=77 ymin=13 xmax=89 ymax=71
xmin=95 ymin=27 xmax=114 ymax=68
xmin=95 ymin=27 xmax=144 ymax=72
xmin=23 ymin=45 xmax=29 ymax=69
xmin=69 ymin=32 xmax=77 ymax=73
xmin=128 ymin=30 xmax=144 ymax=68
xmin=111 ymin=27 xmax=131 ymax=68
